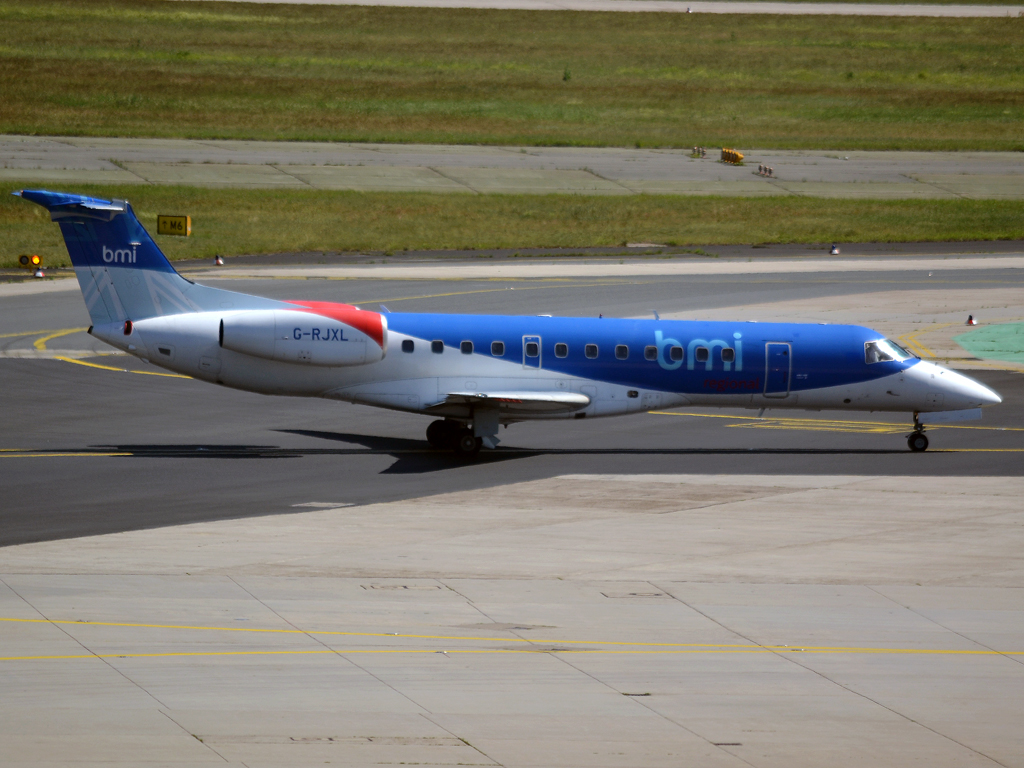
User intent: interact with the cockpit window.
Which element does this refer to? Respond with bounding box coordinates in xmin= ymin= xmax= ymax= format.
xmin=865 ymin=339 xmax=916 ymax=364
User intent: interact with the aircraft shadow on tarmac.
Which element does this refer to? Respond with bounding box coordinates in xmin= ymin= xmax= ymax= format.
xmin=64 ymin=431 xmax=909 ymax=476
xmin=279 ymin=429 xmax=909 ymax=474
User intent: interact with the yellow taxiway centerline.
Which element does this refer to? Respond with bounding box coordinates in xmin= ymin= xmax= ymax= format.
xmin=4 ymin=646 xmax=1023 ymax=662
xmin=651 ymin=411 xmax=1024 ymax=433
xmin=53 ymin=356 xmax=191 ymax=379
xmin=32 ymin=327 xmax=87 ymax=350
xmin=896 ymin=322 xmax=960 ymax=360
xmin=0 ymin=618 xmax=1020 ymax=660
xmin=0 ymin=328 xmax=84 ymax=340
xmin=0 ymin=452 xmax=132 ymax=458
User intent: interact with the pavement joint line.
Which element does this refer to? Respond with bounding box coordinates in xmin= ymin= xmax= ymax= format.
xmin=1 ymin=618 xmax=1020 ymax=656
xmin=270 ymin=164 xmax=315 ymax=188
xmin=909 ymin=174 xmax=969 ymax=201
xmin=426 ymin=166 xmax=479 ymax=194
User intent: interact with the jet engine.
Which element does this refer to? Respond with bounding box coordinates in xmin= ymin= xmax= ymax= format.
xmin=220 ymin=308 xmax=386 ymax=366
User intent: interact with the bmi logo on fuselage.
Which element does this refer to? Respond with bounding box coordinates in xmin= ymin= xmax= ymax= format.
xmin=654 ymin=330 xmax=744 ymax=372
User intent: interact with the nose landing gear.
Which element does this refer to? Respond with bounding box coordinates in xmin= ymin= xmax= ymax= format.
xmin=907 ymin=412 xmax=929 ymax=452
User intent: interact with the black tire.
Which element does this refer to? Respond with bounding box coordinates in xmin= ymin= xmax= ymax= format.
xmin=426 ymin=420 xmax=462 ymax=450
xmin=908 ymin=432 xmax=929 ymax=452
xmin=426 ymin=420 xmax=449 ymax=449
xmin=454 ymin=430 xmax=482 ymax=458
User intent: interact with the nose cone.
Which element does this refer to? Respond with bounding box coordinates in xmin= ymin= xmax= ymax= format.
xmin=906 ymin=361 xmax=1002 ymax=409
xmin=943 ymin=368 xmax=1002 ymax=407
xmin=974 ymin=378 xmax=1003 ymax=406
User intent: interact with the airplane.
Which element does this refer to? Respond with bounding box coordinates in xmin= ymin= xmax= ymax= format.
xmin=15 ymin=189 xmax=1002 ymax=456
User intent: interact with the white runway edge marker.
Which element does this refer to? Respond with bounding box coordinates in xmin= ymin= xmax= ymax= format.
xmin=182 ymin=0 xmax=1024 ymax=18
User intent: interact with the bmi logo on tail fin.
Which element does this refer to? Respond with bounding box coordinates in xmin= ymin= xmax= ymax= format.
xmin=14 ymin=189 xmax=194 ymax=324
xmin=14 ymin=189 xmax=287 ymax=327
xmin=102 ymin=245 xmax=137 ymax=264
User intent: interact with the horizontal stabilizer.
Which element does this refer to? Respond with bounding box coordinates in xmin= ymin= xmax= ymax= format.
xmin=14 ymin=189 xmax=127 ymax=215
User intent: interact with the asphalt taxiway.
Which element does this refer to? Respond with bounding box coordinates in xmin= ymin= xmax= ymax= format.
xmin=2 ymin=253 xmax=1023 ymax=767
xmin=3 ymin=254 xmax=1024 ymax=546
xmin=4 ymin=136 xmax=1023 ymax=199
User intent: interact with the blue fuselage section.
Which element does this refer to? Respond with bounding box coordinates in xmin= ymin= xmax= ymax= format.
xmin=385 ymin=313 xmax=908 ymax=396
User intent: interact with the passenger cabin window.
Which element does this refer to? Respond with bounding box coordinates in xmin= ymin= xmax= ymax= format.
xmin=460 ymin=340 xmax=473 ymax=354
xmin=585 ymin=344 xmax=598 ymax=359
xmin=554 ymin=343 xmax=568 ymax=358
xmin=644 ymin=345 xmax=658 ymax=361
xmin=491 ymin=341 xmax=505 ymax=356
xmin=669 ymin=346 xmax=683 ymax=362
xmin=695 ymin=346 xmax=709 ymax=363
xmin=525 ymin=341 xmax=539 ymax=357
xmin=865 ymin=339 xmax=914 ymax=364
xmin=431 ymin=340 xmax=444 ymax=354
xmin=615 ymin=344 xmax=629 ymax=360
xmin=721 ymin=347 xmax=735 ymax=363
xmin=402 ymin=339 xmax=414 ymax=353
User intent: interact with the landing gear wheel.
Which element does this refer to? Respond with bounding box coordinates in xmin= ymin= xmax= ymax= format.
xmin=426 ymin=419 xmax=455 ymax=449
xmin=908 ymin=432 xmax=929 ymax=452
xmin=427 ymin=420 xmax=463 ymax=450
xmin=454 ymin=430 xmax=482 ymax=458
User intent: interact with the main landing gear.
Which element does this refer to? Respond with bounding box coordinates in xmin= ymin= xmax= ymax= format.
xmin=426 ymin=419 xmax=481 ymax=458
xmin=907 ymin=412 xmax=929 ymax=452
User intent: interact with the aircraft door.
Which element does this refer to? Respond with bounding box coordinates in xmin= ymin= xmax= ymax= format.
xmin=764 ymin=342 xmax=791 ymax=397
xmin=523 ymin=335 xmax=541 ymax=369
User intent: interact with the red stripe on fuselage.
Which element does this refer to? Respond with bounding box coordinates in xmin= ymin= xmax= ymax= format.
xmin=284 ymin=301 xmax=384 ymax=348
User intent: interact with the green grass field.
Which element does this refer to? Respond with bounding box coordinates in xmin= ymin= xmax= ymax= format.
xmin=4 ymin=184 xmax=1023 ymax=269
xmin=1 ymin=0 xmax=1022 ymax=150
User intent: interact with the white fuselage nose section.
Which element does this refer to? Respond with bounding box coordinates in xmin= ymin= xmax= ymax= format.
xmin=901 ymin=360 xmax=1002 ymax=411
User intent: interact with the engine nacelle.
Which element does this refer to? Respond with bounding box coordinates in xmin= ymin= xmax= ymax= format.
xmin=220 ymin=309 xmax=386 ymax=367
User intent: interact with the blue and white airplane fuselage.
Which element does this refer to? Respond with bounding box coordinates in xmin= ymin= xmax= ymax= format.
xmin=17 ymin=189 xmax=1001 ymax=455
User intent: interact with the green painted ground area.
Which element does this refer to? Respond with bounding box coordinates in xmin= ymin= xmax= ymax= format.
xmin=955 ymin=323 xmax=1024 ymax=363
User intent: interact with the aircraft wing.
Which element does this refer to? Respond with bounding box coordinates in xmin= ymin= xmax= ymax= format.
xmin=431 ymin=390 xmax=590 ymax=415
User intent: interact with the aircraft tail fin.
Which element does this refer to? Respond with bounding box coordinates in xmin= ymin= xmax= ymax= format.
xmin=15 ymin=189 xmax=200 ymax=325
